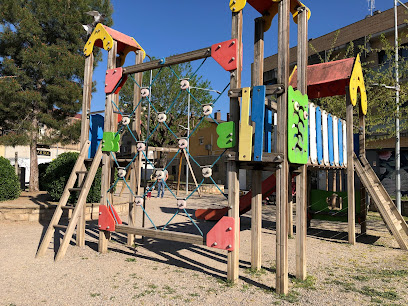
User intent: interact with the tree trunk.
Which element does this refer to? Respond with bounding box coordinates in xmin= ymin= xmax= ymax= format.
xmin=29 ymin=117 xmax=39 ymax=192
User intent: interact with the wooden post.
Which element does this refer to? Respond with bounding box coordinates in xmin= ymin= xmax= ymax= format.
xmin=184 ymin=150 xmax=202 ymax=197
xmin=99 ymin=41 xmax=117 ymax=253
xmin=227 ymin=9 xmax=242 ymax=283
xmin=295 ymin=6 xmax=308 ymax=281
xmin=359 ymin=101 xmax=367 ymax=235
xmin=77 ymin=53 xmax=94 ymax=247
xmin=251 ymin=17 xmax=264 ymax=271
xmin=346 ymin=88 xmax=356 ymax=245
xmin=276 ymin=0 xmax=290 ymax=295
xmin=128 ymin=50 xmax=144 ymax=246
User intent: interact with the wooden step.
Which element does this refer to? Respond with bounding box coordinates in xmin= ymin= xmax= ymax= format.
xmin=54 ymin=225 xmax=68 ymax=230
xmin=68 ymin=187 xmax=82 ymax=192
xmin=76 ymin=171 xmax=88 ymax=174
xmin=61 ymin=205 xmax=75 ymax=210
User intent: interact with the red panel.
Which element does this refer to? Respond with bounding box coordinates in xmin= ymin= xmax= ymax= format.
xmin=105 ymin=67 xmax=128 ymax=94
xmin=103 ymin=25 xmax=142 ymax=54
xmin=289 ymin=58 xmax=355 ymax=99
xmin=108 ymin=204 xmax=122 ymax=225
xmin=117 ymin=113 xmax=122 ymax=123
xmin=211 ymin=39 xmax=238 ymax=71
xmin=98 ymin=205 xmax=115 ymax=231
xmin=206 ymin=217 xmax=237 ymax=251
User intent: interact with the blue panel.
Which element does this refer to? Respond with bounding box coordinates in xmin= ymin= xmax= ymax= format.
xmin=338 ymin=119 xmax=343 ymax=166
xmin=252 ymin=86 xmax=266 ymax=161
xmin=264 ymin=107 xmax=273 ymax=153
xmin=89 ymin=114 xmax=104 ymax=158
xmin=316 ymin=107 xmax=323 ymax=164
xmin=328 ymin=114 xmax=334 ymax=166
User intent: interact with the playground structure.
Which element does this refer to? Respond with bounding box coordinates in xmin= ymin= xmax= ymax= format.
xmin=36 ymin=0 xmax=408 ymax=296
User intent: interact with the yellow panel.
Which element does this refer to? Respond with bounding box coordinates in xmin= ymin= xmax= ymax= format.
xmin=118 ymin=39 xmax=146 ymax=67
xmin=262 ymin=0 xmax=311 ymax=32
xmin=229 ymin=0 xmax=247 ymax=12
xmin=239 ymin=87 xmax=253 ymax=161
xmin=349 ymin=54 xmax=368 ymax=115
xmin=83 ymin=23 xmax=114 ymax=56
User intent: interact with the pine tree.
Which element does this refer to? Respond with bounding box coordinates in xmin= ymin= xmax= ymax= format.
xmin=0 ymin=0 xmax=113 ymax=191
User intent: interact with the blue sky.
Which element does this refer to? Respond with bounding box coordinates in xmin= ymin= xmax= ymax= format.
xmin=89 ymin=0 xmax=399 ymax=119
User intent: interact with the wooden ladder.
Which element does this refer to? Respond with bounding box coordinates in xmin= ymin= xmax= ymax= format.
xmin=353 ymin=153 xmax=408 ymax=250
xmin=36 ymin=140 xmax=103 ymax=260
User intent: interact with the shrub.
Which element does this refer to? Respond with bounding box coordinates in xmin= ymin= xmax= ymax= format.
xmin=0 ymin=156 xmax=21 ymax=201
xmin=38 ymin=162 xmax=50 ymax=191
xmin=42 ymin=152 xmax=104 ymax=203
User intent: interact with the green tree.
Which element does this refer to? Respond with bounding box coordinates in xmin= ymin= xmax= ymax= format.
xmin=0 ymin=0 xmax=113 ymax=191
xmin=309 ymin=31 xmax=408 ymax=140
xmin=119 ymin=60 xmax=214 ymax=164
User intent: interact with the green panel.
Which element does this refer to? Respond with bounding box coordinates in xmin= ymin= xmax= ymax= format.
xmin=309 ymin=189 xmax=361 ymax=222
xmin=102 ymin=132 xmax=120 ymax=152
xmin=216 ymin=121 xmax=236 ymax=149
xmin=288 ymin=86 xmax=308 ymax=164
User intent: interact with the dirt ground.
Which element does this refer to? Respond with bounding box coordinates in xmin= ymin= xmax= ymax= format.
xmin=1 ymin=191 xmax=408 ymax=305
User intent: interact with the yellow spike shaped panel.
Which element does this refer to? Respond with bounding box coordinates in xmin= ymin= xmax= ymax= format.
xmin=349 ymin=54 xmax=367 ymax=115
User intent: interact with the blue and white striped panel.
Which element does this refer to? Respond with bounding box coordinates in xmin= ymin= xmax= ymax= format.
xmin=309 ymin=103 xmax=317 ymax=164
xmin=333 ymin=116 xmax=339 ymax=166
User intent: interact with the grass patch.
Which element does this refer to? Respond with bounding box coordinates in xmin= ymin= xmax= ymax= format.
xmin=352 ymin=275 xmax=370 ymax=281
xmin=292 ymin=275 xmax=316 ymax=290
xmin=359 ymin=286 xmax=399 ymax=301
xmin=216 ymin=278 xmax=235 ymax=287
xmin=244 ymin=268 xmax=267 ymax=277
xmin=206 ymin=288 xmax=218 ymax=294
xmin=189 ymin=293 xmax=199 ymax=297
xmin=278 ymin=290 xmax=300 ymax=303
xmin=162 ymin=285 xmax=176 ymax=295
xmin=147 ymin=284 xmax=158 ymax=289
xmin=125 ymin=257 xmax=137 ymax=262
xmin=90 ymin=293 xmax=101 ymax=297
xmin=133 ymin=289 xmax=155 ymax=298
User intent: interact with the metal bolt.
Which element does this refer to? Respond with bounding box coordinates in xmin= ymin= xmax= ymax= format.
xmin=228 ymin=227 xmax=232 ymax=231
xmin=98 ymin=225 xmax=101 ymax=228
xmin=99 ymin=212 xmax=102 ymax=215
xmin=256 ymin=156 xmax=259 ymax=158
xmin=232 ymin=0 xmax=236 ymax=3
xmin=106 ymin=226 xmax=110 ymax=229
xmin=105 ymin=83 xmax=107 ymax=87
xmin=229 ymin=138 xmax=233 ymax=142
xmin=213 ymin=242 xmax=218 ymax=246
xmin=217 ymin=44 xmax=221 ymax=49
xmin=227 ymin=244 xmax=232 ymax=249
xmin=277 ymin=155 xmax=281 ymax=160
xmin=243 ymin=155 xmax=246 ymax=158
xmin=231 ymin=57 xmax=235 ymax=61
xmin=232 ymin=7 xmax=236 ymax=11
xmin=231 ymin=41 xmax=235 ymax=45
xmin=114 ymin=70 xmax=117 ymax=73
xmin=106 ymin=71 xmax=108 ymax=75
xmin=258 ymin=88 xmax=260 ymax=91
xmin=277 ymin=164 xmax=282 ymax=169
xmin=227 ymin=154 xmax=232 ymax=158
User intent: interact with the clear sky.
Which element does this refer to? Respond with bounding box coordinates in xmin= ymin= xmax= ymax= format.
xmin=89 ymin=0 xmax=400 ymax=119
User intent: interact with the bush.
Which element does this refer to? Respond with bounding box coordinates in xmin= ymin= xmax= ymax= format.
xmin=42 ymin=152 xmax=104 ymax=203
xmin=0 ymin=156 xmax=21 ymax=201
xmin=38 ymin=162 xmax=50 ymax=191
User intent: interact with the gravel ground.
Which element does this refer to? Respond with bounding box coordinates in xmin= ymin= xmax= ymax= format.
xmin=1 ymin=192 xmax=408 ymax=305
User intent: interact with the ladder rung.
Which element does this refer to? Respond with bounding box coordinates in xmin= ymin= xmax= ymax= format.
xmin=61 ymin=205 xmax=75 ymax=210
xmin=76 ymin=171 xmax=88 ymax=174
xmin=54 ymin=225 xmax=68 ymax=230
xmin=69 ymin=187 xmax=82 ymax=192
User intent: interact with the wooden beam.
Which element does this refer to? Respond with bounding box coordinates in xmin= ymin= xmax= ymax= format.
xmin=295 ymin=5 xmax=308 ymax=281
xmin=116 ymin=225 xmax=205 ymax=245
xmin=176 ymin=151 xmax=183 ymax=196
xmin=123 ymin=47 xmax=211 ymax=75
xmin=99 ymin=41 xmax=117 ymax=254
xmin=183 ymin=149 xmax=202 ymax=197
xmin=250 ymin=17 xmax=264 ymax=271
xmin=276 ymin=0 xmax=290 ymax=295
xmin=128 ymin=50 xmax=144 ymax=246
xmin=227 ymin=9 xmax=243 ymax=284
xmin=228 ymin=84 xmax=284 ymax=97
xmin=346 ymin=88 xmax=356 ymax=245
xmin=77 ymin=53 xmax=94 ymax=248
xmin=359 ymin=98 xmax=367 ymax=235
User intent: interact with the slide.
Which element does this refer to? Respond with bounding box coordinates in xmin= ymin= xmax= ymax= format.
xmin=195 ymin=173 xmax=277 ymax=221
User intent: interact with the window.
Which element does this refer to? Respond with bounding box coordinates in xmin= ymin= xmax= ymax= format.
xmin=199 ymin=137 xmax=204 ymax=145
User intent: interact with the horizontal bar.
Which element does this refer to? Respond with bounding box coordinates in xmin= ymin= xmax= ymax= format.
xmin=228 ymin=84 xmax=285 ymax=98
xmin=123 ymin=47 xmax=212 ymax=75
xmin=226 ymin=151 xmax=283 ymax=163
xmin=115 ymin=225 xmax=205 ymax=245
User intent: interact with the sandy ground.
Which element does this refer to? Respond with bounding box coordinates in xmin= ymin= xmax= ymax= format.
xmin=1 ymin=191 xmax=408 ymax=305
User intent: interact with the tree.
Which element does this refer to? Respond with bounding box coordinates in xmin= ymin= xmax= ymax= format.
xmin=119 ymin=60 xmax=214 ymax=164
xmin=309 ymin=30 xmax=408 ymax=140
xmin=0 ymin=0 xmax=113 ymax=191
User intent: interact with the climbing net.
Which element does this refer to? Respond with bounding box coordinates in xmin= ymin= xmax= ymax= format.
xmin=105 ymin=58 xmax=230 ymax=236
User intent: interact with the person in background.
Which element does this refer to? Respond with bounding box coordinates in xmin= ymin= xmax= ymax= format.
xmin=156 ymin=168 xmax=168 ymax=198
